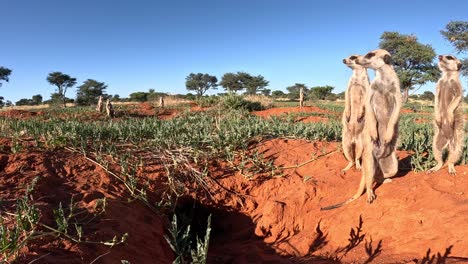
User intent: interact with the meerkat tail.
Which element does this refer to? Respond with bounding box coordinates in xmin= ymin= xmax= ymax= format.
xmin=320 ymin=171 xmax=367 ymax=211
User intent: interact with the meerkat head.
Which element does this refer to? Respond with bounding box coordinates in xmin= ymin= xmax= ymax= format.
xmin=342 ymin=55 xmax=365 ymax=70
xmin=438 ymin=54 xmax=462 ymax=72
xmin=355 ymin=49 xmax=392 ymax=69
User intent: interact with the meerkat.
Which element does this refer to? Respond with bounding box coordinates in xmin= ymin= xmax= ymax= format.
xmin=299 ymin=87 xmax=304 ymax=108
xmin=159 ymin=96 xmax=165 ymax=108
xmin=341 ymin=54 xmax=370 ymax=172
xmin=106 ymin=99 xmax=115 ymax=118
xmin=321 ymin=49 xmax=401 ymax=210
xmin=428 ymin=55 xmax=464 ymax=175
xmin=96 ymin=96 xmax=103 ymax=112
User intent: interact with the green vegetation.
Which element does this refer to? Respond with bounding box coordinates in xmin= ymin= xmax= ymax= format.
xmin=379 ymin=32 xmax=439 ymax=101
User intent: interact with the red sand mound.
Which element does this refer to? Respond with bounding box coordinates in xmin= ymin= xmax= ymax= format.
xmin=207 ymin=139 xmax=468 ymax=263
xmin=1 ymin=138 xmax=467 ymax=263
xmin=0 ymin=150 xmax=173 ymax=263
xmin=0 ymin=109 xmax=39 ymax=119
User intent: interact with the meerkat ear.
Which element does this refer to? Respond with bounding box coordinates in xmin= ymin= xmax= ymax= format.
xmin=457 ymin=63 xmax=463 ymax=71
xmin=384 ymin=54 xmax=392 ymax=65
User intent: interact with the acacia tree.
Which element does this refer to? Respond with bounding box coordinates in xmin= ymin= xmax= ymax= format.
xmin=286 ymin=83 xmax=308 ymax=100
xmin=76 ymin=79 xmax=108 ymax=105
xmin=185 ymin=73 xmax=218 ymax=97
xmin=243 ymin=74 xmax=269 ymax=95
xmin=0 ymin=67 xmax=12 ymax=87
xmin=309 ymin=85 xmax=334 ymax=100
xmin=379 ymin=32 xmax=439 ymax=101
xmin=220 ymin=72 xmax=244 ymax=93
xmin=441 ymin=21 xmax=468 ymax=77
xmin=47 ymin=72 xmax=77 ymax=107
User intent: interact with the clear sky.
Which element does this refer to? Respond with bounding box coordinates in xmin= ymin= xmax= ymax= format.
xmin=2 ymin=0 xmax=467 ymax=103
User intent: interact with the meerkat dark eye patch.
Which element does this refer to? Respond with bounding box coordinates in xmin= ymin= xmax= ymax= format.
xmin=446 ymin=56 xmax=454 ymax=60
xmin=458 ymin=63 xmax=463 ymax=71
xmin=349 ymin=55 xmax=357 ymax=60
xmin=364 ymin=52 xmax=375 ymax=59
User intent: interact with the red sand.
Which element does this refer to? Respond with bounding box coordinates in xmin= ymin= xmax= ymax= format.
xmin=0 ymin=105 xmax=467 ymax=263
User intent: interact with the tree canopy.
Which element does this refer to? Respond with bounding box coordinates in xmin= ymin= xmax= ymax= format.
xmin=308 ymin=85 xmax=335 ymax=100
xmin=441 ymin=21 xmax=468 ymax=77
xmin=47 ymin=72 xmax=77 ymax=107
xmin=220 ymin=72 xmax=269 ymax=94
xmin=185 ymin=73 xmax=218 ymax=97
xmin=243 ymin=74 xmax=269 ymax=95
xmin=0 ymin=67 xmax=12 ymax=87
xmin=220 ymin=72 xmax=245 ymax=93
xmin=441 ymin=21 xmax=468 ymax=54
xmin=76 ymin=79 xmax=108 ymax=105
xmin=379 ymin=32 xmax=438 ymax=101
xmin=286 ymin=83 xmax=308 ymax=100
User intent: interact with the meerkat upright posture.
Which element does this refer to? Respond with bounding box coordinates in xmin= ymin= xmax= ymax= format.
xmin=299 ymin=87 xmax=304 ymax=108
xmin=322 ymin=49 xmax=401 ymax=210
xmin=341 ymin=55 xmax=370 ymax=172
xmin=96 ymin=96 xmax=103 ymax=112
xmin=106 ymin=99 xmax=115 ymax=118
xmin=428 ymin=55 xmax=464 ymax=174
xmin=159 ymin=96 xmax=165 ymax=108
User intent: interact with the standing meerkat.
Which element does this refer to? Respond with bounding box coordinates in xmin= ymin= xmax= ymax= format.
xmin=299 ymin=87 xmax=304 ymax=108
xmin=159 ymin=96 xmax=165 ymax=108
xmin=341 ymin=54 xmax=370 ymax=172
xmin=96 ymin=96 xmax=103 ymax=112
xmin=106 ymin=99 xmax=115 ymax=118
xmin=428 ymin=55 xmax=464 ymax=174
xmin=322 ymin=49 xmax=401 ymax=210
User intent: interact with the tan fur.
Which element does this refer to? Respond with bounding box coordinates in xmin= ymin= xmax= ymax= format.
xmin=428 ymin=55 xmax=464 ymax=174
xmin=106 ymin=99 xmax=115 ymax=118
xmin=341 ymin=55 xmax=370 ymax=172
xmin=96 ymin=96 xmax=103 ymax=112
xmin=299 ymin=87 xmax=304 ymax=108
xmin=159 ymin=97 xmax=165 ymax=108
xmin=321 ymin=49 xmax=401 ymax=210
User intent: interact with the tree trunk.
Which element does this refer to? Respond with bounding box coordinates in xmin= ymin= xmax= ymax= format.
xmin=403 ymin=88 xmax=409 ymax=103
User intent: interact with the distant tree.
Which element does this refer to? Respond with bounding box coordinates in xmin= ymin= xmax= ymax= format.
xmin=272 ymin=90 xmax=285 ymax=98
xmin=220 ymin=72 xmax=244 ymax=93
xmin=260 ymin=89 xmax=271 ymax=96
xmin=31 ymin=94 xmax=43 ymax=105
xmin=185 ymin=73 xmax=218 ymax=97
xmin=129 ymin=92 xmax=148 ymax=102
xmin=419 ymin=91 xmax=435 ymax=101
xmin=5 ymin=100 xmax=12 ymax=107
xmin=336 ymin=91 xmax=346 ymax=100
xmin=45 ymin=93 xmax=74 ymax=105
xmin=243 ymin=74 xmax=269 ymax=95
xmin=379 ymin=32 xmax=438 ymax=102
xmin=46 ymin=72 xmax=77 ymax=107
xmin=441 ymin=21 xmax=468 ymax=77
xmin=112 ymin=94 xmax=121 ymax=102
xmin=0 ymin=67 xmax=12 ymax=87
xmin=308 ymin=85 xmax=334 ymax=100
xmin=75 ymin=79 xmax=108 ymax=106
xmin=0 ymin=96 xmax=4 ymax=108
xmin=15 ymin=98 xmax=33 ymax=106
xmin=441 ymin=21 xmax=468 ymax=53
xmin=286 ymin=83 xmax=308 ymax=100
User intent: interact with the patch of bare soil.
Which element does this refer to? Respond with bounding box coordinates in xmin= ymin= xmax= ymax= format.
xmin=206 ymin=139 xmax=468 ymax=263
xmin=1 ymin=136 xmax=467 ymax=263
xmin=0 ymin=148 xmax=173 ymax=263
xmin=0 ymin=109 xmax=39 ymax=119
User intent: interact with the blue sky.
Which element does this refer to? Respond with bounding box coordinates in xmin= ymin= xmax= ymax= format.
xmin=2 ymin=0 xmax=467 ymax=103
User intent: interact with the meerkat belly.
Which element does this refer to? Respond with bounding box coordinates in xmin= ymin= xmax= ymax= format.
xmin=439 ymin=83 xmax=457 ymax=138
xmin=349 ymin=84 xmax=366 ymax=123
xmin=371 ymin=91 xmax=394 ymax=139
